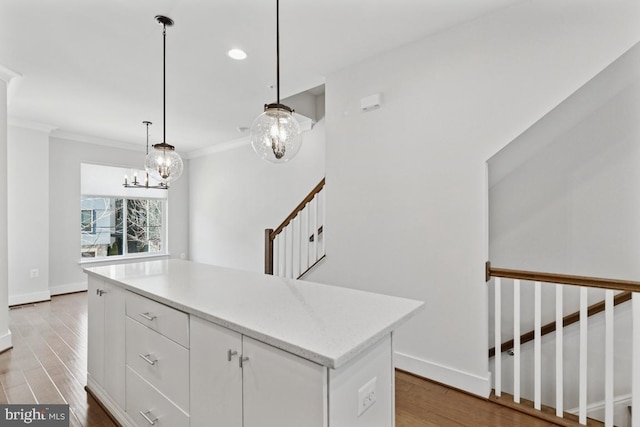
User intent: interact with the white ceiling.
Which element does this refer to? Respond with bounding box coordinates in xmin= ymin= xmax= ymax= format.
xmin=0 ymin=0 xmax=524 ymax=155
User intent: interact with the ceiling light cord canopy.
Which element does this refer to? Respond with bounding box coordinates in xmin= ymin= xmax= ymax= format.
xmin=144 ymin=15 xmax=184 ymax=183
xmin=250 ymin=0 xmax=302 ymax=163
xmin=123 ymin=121 xmax=168 ymax=189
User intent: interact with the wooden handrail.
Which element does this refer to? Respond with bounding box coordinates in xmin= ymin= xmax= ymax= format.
xmin=488 ymin=291 xmax=632 ymax=358
xmin=486 ymin=262 xmax=640 ymax=292
xmin=271 ymin=178 xmax=325 ymax=239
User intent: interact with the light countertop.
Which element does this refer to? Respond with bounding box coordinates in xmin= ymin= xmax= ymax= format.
xmin=84 ymin=259 xmax=424 ymax=369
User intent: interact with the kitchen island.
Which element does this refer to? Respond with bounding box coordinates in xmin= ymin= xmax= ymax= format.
xmin=84 ymin=259 xmax=423 ymax=427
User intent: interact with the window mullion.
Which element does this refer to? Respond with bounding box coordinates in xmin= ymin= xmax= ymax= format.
xmin=123 ymin=198 xmax=128 ymax=256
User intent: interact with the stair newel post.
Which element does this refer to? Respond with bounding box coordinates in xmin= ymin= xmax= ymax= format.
xmin=265 ymin=229 xmax=274 ymax=275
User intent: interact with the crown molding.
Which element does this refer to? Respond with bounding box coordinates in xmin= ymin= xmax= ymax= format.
xmin=50 ymin=130 xmax=145 ymax=153
xmin=0 ymin=64 xmax=20 ymax=84
xmin=185 ymin=136 xmax=250 ymax=159
xmin=8 ymin=117 xmax=58 ymax=133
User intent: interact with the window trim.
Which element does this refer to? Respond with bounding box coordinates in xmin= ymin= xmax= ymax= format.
xmin=80 ymin=194 xmax=169 ymax=263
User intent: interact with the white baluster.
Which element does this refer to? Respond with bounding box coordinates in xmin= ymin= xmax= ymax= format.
xmin=556 ymin=284 xmax=564 ymax=417
xmin=294 ymin=216 xmax=301 ymax=279
xmin=302 ymin=204 xmax=309 ymax=272
xmin=632 ymin=292 xmax=640 ymax=427
xmin=514 ymin=279 xmax=521 ymax=404
xmin=579 ymin=287 xmax=588 ymax=425
xmin=320 ymin=187 xmax=326 ymax=257
xmin=287 ymin=224 xmax=294 ymax=279
xmin=494 ymin=277 xmax=502 ymax=397
xmin=534 ymin=281 xmax=541 ymax=410
xmin=311 ymin=195 xmax=318 ymax=264
xmin=605 ymin=290 xmax=614 ymax=427
xmin=273 ymin=235 xmax=280 ymax=277
xmin=283 ymin=227 xmax=289 ymax=278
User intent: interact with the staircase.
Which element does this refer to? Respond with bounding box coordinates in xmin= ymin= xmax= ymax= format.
xmin=264 ymin=178 xmax=325 ymax=279
xmin=487 ymin=263 xmax=640 ymax=427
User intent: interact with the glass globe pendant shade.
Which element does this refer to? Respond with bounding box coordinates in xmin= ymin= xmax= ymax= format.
xmin=250 ymin=104 xmax=302 ymax=163
xmin=144 ymin=143 xmax=184 ymax=184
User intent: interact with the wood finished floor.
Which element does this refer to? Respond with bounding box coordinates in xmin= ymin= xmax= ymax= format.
xmin=0 ymin=292 xmax=564 ymax=427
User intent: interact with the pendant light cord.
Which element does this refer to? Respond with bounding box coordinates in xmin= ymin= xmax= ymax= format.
xmin=276 ymin=0 xmax=280 ymax=105
xmin=163 ymin=23 xmax=167 ymax=145
xmin=145 ymin=121 xmax=151 ymax=155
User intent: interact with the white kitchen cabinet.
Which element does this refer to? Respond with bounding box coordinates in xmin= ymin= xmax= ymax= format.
xmin=242 ymin=336 xmax=326 ymax=427
xmin=87 ymin=276 xmax=126 ymax=412
xmin=85 ymin=260 xmax=423 ymax=427
xmin=190 ymin=317 xmax=326 ymax=427
xmin=190 ymin=316 xmax=242 ymax=427
xmin=126 ymin=367 xmax=189 ymax=427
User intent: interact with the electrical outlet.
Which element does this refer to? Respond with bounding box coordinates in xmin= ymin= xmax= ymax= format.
xmin=357 ymin=377 xmax=377 ymax=417
xmin=29 ymin=269 xmax=39 ymax=279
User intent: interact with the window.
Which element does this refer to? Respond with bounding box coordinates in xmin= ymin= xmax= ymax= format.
xmin=80 ymin=163 xmax=169 ymax=261
xmin=80 ymin=196 xmax=165 ymax=259
xmin=81 ymin=209 xmax=95 ymax=233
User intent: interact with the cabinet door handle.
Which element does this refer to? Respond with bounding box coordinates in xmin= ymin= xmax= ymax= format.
xmin=139 ymin=410 xmax=157 ymax=425
xmin=227 ymin=349 xmax=238 ymax=361
xmin=240 ymin=355 xmax=249 ymax=368
xmin=138 ymin=353 xmax=158 ymax=366
xmin=97 ymin=289 xmax=107 ymax=296
xmin=138 ymin=312 xmax=156 ymax=321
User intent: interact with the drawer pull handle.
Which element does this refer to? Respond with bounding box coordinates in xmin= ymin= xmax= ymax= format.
xmin=139 ymin=312 xmax=156 ymax=321
xmin=139 ymin=353 xmax=158 ymax=366
xmin=227 ymin=349 xmax=238 ymax=361
xmin=240 ymin=355 xmax=250 ymax=368
xmin=139 ymin=410 xmax=157 ymax=425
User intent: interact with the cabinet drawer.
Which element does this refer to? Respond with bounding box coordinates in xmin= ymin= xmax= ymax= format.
xmin=126 ymin=366 xmax=189 ymax=427
xmin=126 ymin=291 xmax=189 ymax=348
xmin=126 ymin=317 xmax=189 ymax=412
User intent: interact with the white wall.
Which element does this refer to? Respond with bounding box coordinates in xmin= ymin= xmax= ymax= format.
xmin=48 ymin=137 xmax=190 ymax=295
xmin=305 ymin=0 xmax=640 ymax=396
xmin=0 ymin=75 xmax=11 ymax=351
xmin=489 ymin=43 xmax=640 ymax=282
xmin=488 ymin=42 xmax=640 ymax=349
xmin=485 ymin=39 xmax=640 ymax=426
xmin=189 ymin=115 xmax=325 ymax=273
xmin=7 ymin=125 xmax=50 ymax=305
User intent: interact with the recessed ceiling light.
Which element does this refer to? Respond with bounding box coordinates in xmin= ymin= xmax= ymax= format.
xmin=228 ymin=48 xmax=247 ymax=60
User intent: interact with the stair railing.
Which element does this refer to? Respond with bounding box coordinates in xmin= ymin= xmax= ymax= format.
xmin=486 ymin=262 xmax=640 ymax=427
xmin=265 ymin=178 xmax=325 ymax=278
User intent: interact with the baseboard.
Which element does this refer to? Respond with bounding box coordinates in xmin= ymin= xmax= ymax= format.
xmin=566 ymin=393 xmax=632 ymax=415
xmin=50 ymin=281 xmax=87 ymax=296
xmin=86 ymin=376 xmax=134 ymax=427
xmin=9 ymin=290 xmax=51 ymax=306
xmin=395 ymin=351 xmax=491 ymax=398
xmin=0 ymin=330 xmax=12 ymax=353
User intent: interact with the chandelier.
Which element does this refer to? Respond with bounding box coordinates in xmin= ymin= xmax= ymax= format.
xmin=123 ymin=121 xmax=168 ymax=189
xmin=144 ymin=15 xmax=184 ymax=183
xmin=249 ymin=0 xmax=302 ymax=163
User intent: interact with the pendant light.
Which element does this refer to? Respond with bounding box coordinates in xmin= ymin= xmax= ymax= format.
xmin=144 ymin=15 xmax=184 ymax=183
xmin=250 ymin=0 xmax=302 ymax=163
xmin=123 ymin=121 xmax=168 ymax=189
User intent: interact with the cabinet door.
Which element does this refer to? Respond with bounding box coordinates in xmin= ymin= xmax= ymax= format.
xmin=242 ymin=336 xmax=327 ymax=427
xmin=190 ymin=316 xmax=242 ymax=427
xmin=87 ymin=277 xmax=105 ymax=387
xmin=103 ymin=282 xmax=126 ymax=409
